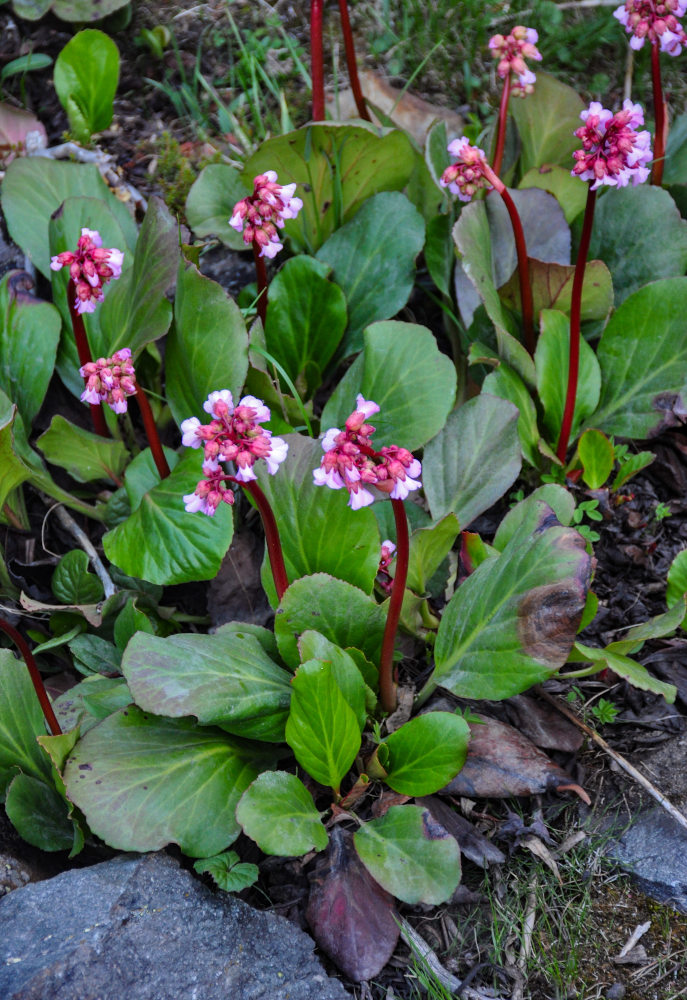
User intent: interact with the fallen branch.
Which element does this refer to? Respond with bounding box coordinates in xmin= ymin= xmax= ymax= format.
xmin=535 ymin=687 xmax=687 ymax=834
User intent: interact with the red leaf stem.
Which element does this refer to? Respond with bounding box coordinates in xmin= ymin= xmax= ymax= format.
xmin=651 ymin=42 xmax=666 ymax=186
xmin=243 ymin=480 xmax=289 ymax=602
xmin=310 ymin=0 xmax=325 ymax=121
xmin=379 ymin=499 xmax=409 ymax=715
xmin=67 ymin=278 xmax=108 ymax=438
xmin=337 ymin=0 xmax=371 ymax=121
xmin=134 ymin=388 xmax=170 ymax=480
xmin=0 ymin=619 xmax=62 ymax=736
xmin=492 ymin=74 xmax=511 ymax=178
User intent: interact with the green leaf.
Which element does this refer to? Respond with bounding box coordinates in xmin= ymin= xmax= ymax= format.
xmin=37 ymin=415 xmax=128 ymax=484
xmin=354 ymin=805 xmax=461 ymax=905
xmin=407 ymin=515 xmax=460 ymax=596
xmin=193 ymin=851 xmax=259 ymax=892
xmin=254 ymin=435 xmax=380 ymax=605
xmin=264 ymin=256 xmax=347 ymax=394
xmin=605 ymin=600 xmax=687 ymax=656
xmin=2 ymin=157 xmax=137 ymax=279
xmin=298 ymin=631 xmax=370 ymax=726
xmin=667 ymin=550 xmax=687 ymax=628
xmin=611 ymin=451 xmax=655 ymax=491
xmin=52 ymin=550 xmax=104 ymax=605
xmin=519 ymin=164 xmax=587 ymax=224
xmin=578 ymin=429 xmax=614 ymax=490
xmin=244 ymin=123 xmax=417 ymax=253
xmin=572 ymin=642 xmax=677 ymax=703
xmin=122 ymin=631 xmax=292 ymax=742
xmin=275 ymin=573 xmax=387 ymax=670
xmin=4 ymin=772 xmax=74 ymax=851
xmin=510 ymin=71 xmax=585 ymax=173
xmin=423 ymin=395 xmax=521 ymax=525
xmin=185 ymin=163 xmax=250 ymax=250
xmin=431 ymin=502 xmax=590 ymax=700
xmin=535 ymin=309 xmax=602 ymax=445
xmin=588 ymin=186 xmax=687 ymax=305
xmin=285 ymin=659 xmax=361 ymax=793
xmin=166 ymin=261 xmax=249 ymax=426
xmin=122 ymin=445 xmax=179 ymax=511
xmin=54 ymin=30 xmax=119 ymax=139
xmin=63 ymin=707 xmax=264 ymax=857
xmin=113 ymin=597 xmax=155 ymax=651
xmin=0 ymin=273 xmax=61 ymax=427
xmin=424 ymin=213 xmax=453 ymax=297
xmin=69 ymin=634 xmax=122 ymax=676
xmin=0 ymin=649 xmax=53 ymax=797
xmin=499 ymin=258 xmax=613 ymax=324
xmin=103 ymin=448 xmax=234 ymax=585
xmin=482 ymin=362 xmax=542 ymax=468
xmin=315 ymin=191 xmax=425 ymax=356
xmin=585 ymin=278 xmax=687 ymax=439
xmin=98 ymin=197 xmax=179 ymax=357
xmin=493 ymin=486 xmax=576 ymax=551
xmin=320 ymin=320 xmax=456 ymax=451
xmin=383 ymin=713 xmax=469 ymax=796
xmin=236 ymin=771 xmax=328 ymax=856
xmin=52 ymin=0 xmax=130 ymax=21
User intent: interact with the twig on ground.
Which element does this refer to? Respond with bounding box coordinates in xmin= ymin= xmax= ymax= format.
xmin=618 ymin=921 xmax=651 ymax=959
xmin=535 ymin=687 xmax=687 ymax=833
xmin=42 ymin=499 xmax=116 ymax=599
xmin=399 ymin=918 xmax=507 ymax=999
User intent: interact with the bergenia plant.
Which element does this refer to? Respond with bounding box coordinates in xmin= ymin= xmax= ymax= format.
xmin=230 ymin=171 xmax=303 ymax=324
xmin=613 ymin=0 xmax=686 ymax=184
xmin=488 ymin=25 xmax=542 ymax=176
xmin=181 ymin=389 xmax=289 ymax=599
xmin=557 ymin=100 xmax=652 ymax=461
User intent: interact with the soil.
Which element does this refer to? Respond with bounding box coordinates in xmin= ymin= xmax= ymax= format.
xmin=1 ymin=3 xmax=687 ymax=1000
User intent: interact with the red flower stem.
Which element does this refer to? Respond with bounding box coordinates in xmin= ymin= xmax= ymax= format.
xmin=67 ymin=279 xmax=108 ymax=438
xmin=243 ymin=480 xmax=289 ymax=602
xmin=134 ymin=388 xmax=170 ymax=480
xmin=310 ymin=0 xmax=325 ymax=121
xmin=337 ymin=0 xmax=371 ymax=121
xmin=556 ymin=185 xmax=597 ymax=463
xmin=651 ymin=42 xmax=666 ymax=186
xmin=379 ymin=499 xmax=409 ymax=715
xmin=483 ymin=166 xmax=535 ymax=355
xmin=0 ymin=619 xmax=62 ymax=736
xmin=492 ymin=74 xmax=512 ymax=178
xmin=252 ymin=241 xmax=268 ymax=327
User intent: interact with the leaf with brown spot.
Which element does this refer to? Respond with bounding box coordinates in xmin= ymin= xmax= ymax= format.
xmin=429 ymin=502 xmax=591 ymax=701
xmin=439 ymin=715 xmax=579 ymax=798
xmin=306 ymin=827 xmax=399 ymax=982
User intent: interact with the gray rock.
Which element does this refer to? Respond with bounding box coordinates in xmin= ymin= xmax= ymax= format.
xmin=0 ymin=852 xmax=351 ymax=1000
xmin=606 ymin=808 xmax=687 ymax=913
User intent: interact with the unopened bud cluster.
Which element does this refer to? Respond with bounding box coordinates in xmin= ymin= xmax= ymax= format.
xmin=181 ymin=391 xmax=288 ymax=516
xmin=614 ymin=1 xmax=687 ymax=55
xmin=313 ymin=395 xmax=422 ymax=510
xmin=50 ymin=228 xmax=123 ymax=315
xmin=572 ymin=100 xmax=652 ymax=189
xmin=488 ymin=26 xmax=542 ymax=96
xmin=229 ymin=171 xmax=303 ymax=259
xmin=440 ymin=138 xmax=493 ymax=202
xmin=79 ymin=348 xmax=136 ymax=414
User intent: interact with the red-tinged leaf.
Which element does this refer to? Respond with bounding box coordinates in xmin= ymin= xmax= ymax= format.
xmin=440 ymin=715 xmax=580 ymax=799
xmin=306 ymin=827 xmax=399 ymax=982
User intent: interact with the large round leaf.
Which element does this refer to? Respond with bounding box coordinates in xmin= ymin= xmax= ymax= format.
xmin=431 ymin=501 xmax=591 ymax=700
xmin=185 ymin=163 xmax=249 ymax=250
xmin=275 ymin=574 xmax=387 ymax=669
xmin=423 ymin=394 xmax=521 ymax=525
xmin=122 ymin=631 xmax=292 ymax=742
xmin=510 ymin=72 xmax=585 ymax=173
xmin=354 ymin=805 xmax=461 ymax=905
xmin=383 ymin=713 xmax=470 ymax=797
xmin=237 ymin=771 xmax=328 ymax=856
xmin=315 ymin=191 xmax=425 ymax=356
xmin=254 ymin=434 xmax=380 ymax=605
xmin=585 ymin=277 xmax=687 ymax=439
xmin=166 ymin=261 xmax=249 ymax=426
xmin=102 ymin=448 xmax=234 ymax=585
xmin=63 ymin=707 xmax=263 ymax=857
xmin=320 ymin=320 xmax=456 ymax=451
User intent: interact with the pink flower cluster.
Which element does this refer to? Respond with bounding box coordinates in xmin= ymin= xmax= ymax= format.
xmin=229 ymin=171 xmax=303 ymax=259
xmin=572 ymin=100 xmax=652 ymax=189
xmin=378 ymin=539 xmax=397 ymax=594
xmin=50 ymin=228 xmax=124 ymax=315
xmin=313 ymin=395 xmax=422 ymax=511
xmin=488 ymin=26 xmax=542 ymax=96
xmin=79 ymin=348 xmax=136 ymax=414
xmin=440 ymin=138 xmax=493 ymax=202
xmin=181 ymin=390 xmax=288 ymax=516
xmin=613 ymin=1 xmax=687 ymax=55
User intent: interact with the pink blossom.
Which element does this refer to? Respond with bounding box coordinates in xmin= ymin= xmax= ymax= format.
xmin=230 ymin=172 xmax=303 ymax=259
xmin=50 ymin=227 xmax=124 ymax=315
xmin=488 ymin=25 xmax=542 ymax=95
xmin=572 ymin=100 xmax=652 ymax=189
xmin=78 ymin=348 xmax=137 ymax=413
xmin=180 ymin=390 xmax=288 ymax=515
xmin=440 ymin=138 xmax=494 ymax=202
xmin=613 ymin=1 xmax=687 ymax=54
xmin=313 ymin=397 xmax=422 ymax=510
